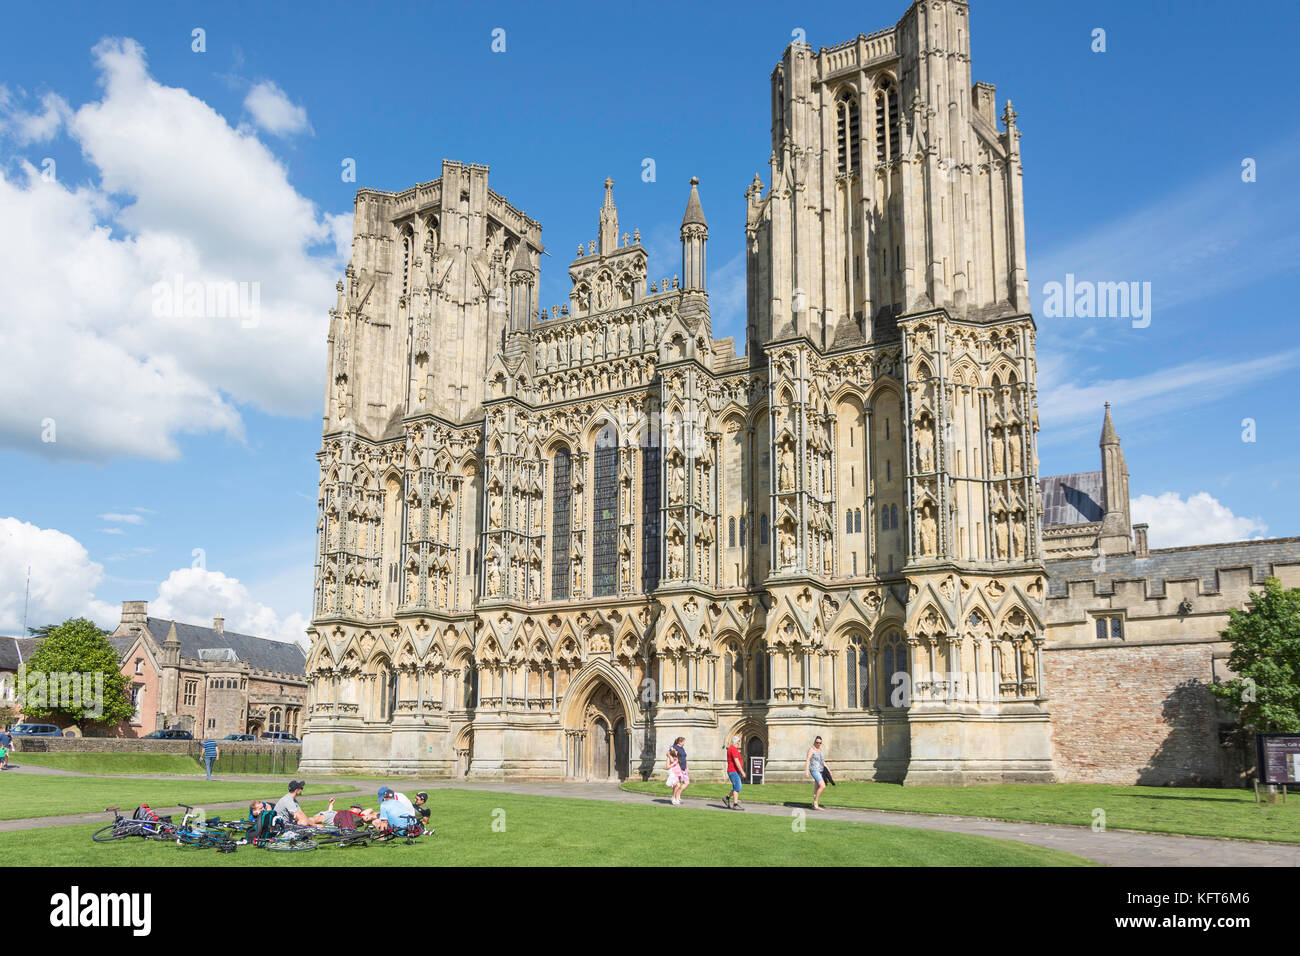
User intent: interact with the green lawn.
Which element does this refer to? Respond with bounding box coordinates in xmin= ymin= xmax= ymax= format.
xmin=9 ymin=752 xmax=300 ymax=776
xmin=0 ymin=790 xmax=1092 ymax=867
xmin=0 ymin=773 xmax=351 ymax=821
xmin=623 ymin=780 xmax=1300 ymax=843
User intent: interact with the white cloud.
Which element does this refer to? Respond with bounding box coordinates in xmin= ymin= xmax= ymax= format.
xmin=243 ymin=80 xmax=311 ymax=137
xmin=0 ymin=38 xmax=342 ymax=462
xmin=0 ymin=88 xmax=73 ymax=144
xmin=1 ymin=518 xmax=307 ymax=647
xmin=151 ymin=567 xmax=308 ymax=647
xmin=1130 ymin=491 xmax=1268 ymax=550
xmin=1036 ymin=348 xmax=1300 ymax=447
xmin=100 ymin=512 xmax=144 ymax=524
xmin=0 ymin=517 xmax=118 ymax=632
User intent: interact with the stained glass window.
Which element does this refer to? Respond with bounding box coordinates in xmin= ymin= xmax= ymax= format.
xmin=551 ymin=449 xmax=570 ymax=600
xmin=641 ymin=445 xmax=661 ymax=592
xmin=592 ymin=443 xmax=618 ymax=597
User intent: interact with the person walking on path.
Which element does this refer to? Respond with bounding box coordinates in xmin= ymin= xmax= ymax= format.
xmin=723 ymin=735 xmax=747 ymax=809
xmin=201 ymin=738 xmax=220 ymax=781
xmin=805 ymin=736 xmax=827 ymax=810
xmin=669 ymin=736 xmax=690 ymax=805
xmin=0 ymin=728 xmax=12 ymax=770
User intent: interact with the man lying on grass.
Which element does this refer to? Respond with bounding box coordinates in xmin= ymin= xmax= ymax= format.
xmin=273 ymin=780 xmax=330 ymax=827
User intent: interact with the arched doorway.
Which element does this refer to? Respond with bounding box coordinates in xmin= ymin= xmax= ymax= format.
xmin=569 ymin=677 xmax=630 ymax=781
xmin=747 ymin=735 xmax=765 ymax=782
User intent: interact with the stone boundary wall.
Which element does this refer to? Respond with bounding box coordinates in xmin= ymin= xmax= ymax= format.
xmin=9 ymin=737 xmax=301 ymax=755
xmin=1044 ymin=640 xmax=1227 ymax=786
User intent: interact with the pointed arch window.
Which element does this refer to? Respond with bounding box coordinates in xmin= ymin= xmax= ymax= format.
xmin=854 ymin=508 xmax=862 ymax=533
xmin=836 ymin=89 xmax=861 ymax=175
xmin=760 ymin=513 xmax=769 ymax=544
xmin=729 ymin=516 xmax=737 ymax=548
xmin=592 ymin=438 xmax=618 ymax=597
xmin=880 ymin=631 xmax=909 ymax=708
xmin=845 ymin=636 xmax=870 ymax=709
xmin=401 ymin=228 xmax=412 ymax=296
xmin=551 ymin=448 xmax=571 ymax=599
xmin=874 ymin=77 xmax=900 ymax=163
xmin=641 ymin=443 xmax=661 ymax=592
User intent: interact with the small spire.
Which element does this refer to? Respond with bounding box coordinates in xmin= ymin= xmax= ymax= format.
xmin=511 ymin=241 xmax=532 ymax=274
xmin=1100 ymin=403 xmax=1119 ymax=445
xmin=603 ymin=177 xmax=614 ymax=207
xmin=681 ymin=176 xmax=707 ymax=228
xmin=164 ymin=622 xmax=180 ymax=645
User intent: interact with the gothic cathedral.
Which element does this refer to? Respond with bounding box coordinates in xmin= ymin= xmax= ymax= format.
xmin=302 ymin=0 xmax=1054 ymax=784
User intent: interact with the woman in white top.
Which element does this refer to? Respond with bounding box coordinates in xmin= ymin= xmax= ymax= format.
xmin=805 ymin=736 xmax=827 ymax=810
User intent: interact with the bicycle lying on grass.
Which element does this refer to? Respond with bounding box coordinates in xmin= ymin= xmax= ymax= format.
xmin=91 ymin=803 xmax=435 ymax=853
xmin=92 ymin=806 xmax=178 ymax=843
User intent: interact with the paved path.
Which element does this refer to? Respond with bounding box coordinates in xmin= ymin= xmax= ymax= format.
xmin=418 ymin=780 xmax=1300 ymax=867
xmin=4 ymin=765 xmax=1296 ymax=866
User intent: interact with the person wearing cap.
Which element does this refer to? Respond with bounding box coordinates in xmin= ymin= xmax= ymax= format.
xmin=377 ymin=786 xmax=418 ymax=831
xmin=273 ymin=780 xmax=329 ymax=826
xmin=412 ymin=790 xmax=431 ymax=822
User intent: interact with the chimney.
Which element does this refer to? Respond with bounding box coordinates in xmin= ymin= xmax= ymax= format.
xmin=214 ymin=614 xmax=224 ymax=634
xmin=121 ymin=600 xmax=148 ymax=631
xmin=1133 ymin=523 xmax=1149 ymax=558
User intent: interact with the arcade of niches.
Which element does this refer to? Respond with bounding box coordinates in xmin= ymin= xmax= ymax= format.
xmin=301 ymin=0 xmax=1059 ymax=785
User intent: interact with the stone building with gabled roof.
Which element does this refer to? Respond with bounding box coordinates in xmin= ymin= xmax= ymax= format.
xmin=110 ymin=601 xmax=306 ymax=739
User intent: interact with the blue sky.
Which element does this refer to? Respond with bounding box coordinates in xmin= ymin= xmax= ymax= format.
xmin=1 ymin=0 xmax=1296 ymax=641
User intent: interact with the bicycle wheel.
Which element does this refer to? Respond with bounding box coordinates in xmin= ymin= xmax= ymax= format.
xmin=266 ymin=838 xmax=317 ymax=852
xmin=92 ymin=824 xmax=129 ymax=842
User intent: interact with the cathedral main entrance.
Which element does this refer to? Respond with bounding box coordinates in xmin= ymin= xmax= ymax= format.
xmin=568 ymin=678 xmax=630 ymax=781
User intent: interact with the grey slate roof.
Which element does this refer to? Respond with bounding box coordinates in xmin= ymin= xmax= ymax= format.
xmin=0 ymin=637 xmax=40 ymax=671
xmin=143 ymin=619 xmax=305 ymax=676
xmin=1039 ymin=471 xmax=1105 ymax=526
xmin=1045 ymin=536 xmax=1300 ymax=598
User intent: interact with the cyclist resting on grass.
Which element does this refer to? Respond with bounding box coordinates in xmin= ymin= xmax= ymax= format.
xmin=274 ymin=780 xmax=330 ymax=827
xmin=377 ymin=786 xmax=420 ymax=831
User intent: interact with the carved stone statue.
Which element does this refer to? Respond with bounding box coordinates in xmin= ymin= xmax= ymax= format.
xmin=917 ymin=418 xmax=935 ymax=471
xmin=668 ymin=537 xmax=684 ymax=578
xmin=489 ymin=489 xmax=502 ymax=529
xmin=1012 ymin=511 xmax=1026 ymax=558
xmin=1020 ymin=641 xmax=1037 ymax=682
xmin=919 ymin=503 xmax=937 ymax=555
xmin=669 ymin=461 xmax=685 ymax=504
xmin=486 ymin=554 xmax=502 ymax=597
xmin=990 ymin=428 xmax=1005 ymax=476
xmin=994 ymin=512 xmax=1009 ymax=559
xmin=1008 ymin=426 xmax=1022 ymax=474
xmin=779 ymin=443 xmax=794 ymax=490
xmin=779 ymin=526 xmax=797 ymax=566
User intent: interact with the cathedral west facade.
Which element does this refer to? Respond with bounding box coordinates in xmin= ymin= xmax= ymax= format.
xmin=300 ymin=0 xmax=1056 ymax=785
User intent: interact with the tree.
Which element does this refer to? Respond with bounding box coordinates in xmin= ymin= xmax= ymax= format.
xmin=1210 ymin=577 xmax=1300 ymax=733
xmin=19 ymin=618 xmax=135 ymax=726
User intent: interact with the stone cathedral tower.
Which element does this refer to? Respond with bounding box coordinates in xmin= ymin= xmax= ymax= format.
xmin=303 ymin=0 xmax=1054 ymax=784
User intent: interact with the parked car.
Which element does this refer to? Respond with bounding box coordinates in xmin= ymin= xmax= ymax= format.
xmin=221 ymin=733 xmax=256 ymax=742
xmin=261 ymin=732 xmax=300 ymax=744
xmin=143 ymin=729 xmax=193 ymax=740
xmin=10 ymin=723 xmax=62 ymax=737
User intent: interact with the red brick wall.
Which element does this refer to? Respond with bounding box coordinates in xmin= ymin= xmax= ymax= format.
xmin=1044 ymin=642 xmax=1224 ymax=785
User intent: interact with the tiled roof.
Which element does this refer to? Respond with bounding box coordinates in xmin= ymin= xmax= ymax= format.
xmin=143 ymin=619 xmax=305 ymax=676
xmin=1039 ymin=472 xmax=1105 ymax=526
xmin=1045 ymin=537 xmax=1300 ymax=597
